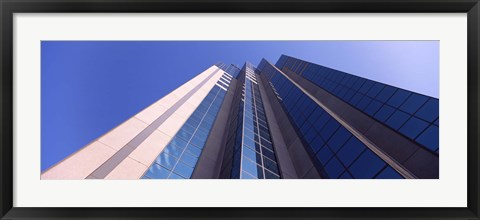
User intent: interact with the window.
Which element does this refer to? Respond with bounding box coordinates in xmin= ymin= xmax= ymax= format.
xmin=320 ymin=118 xmax=340 ymax=141
xmin=375 ymin=86 xmax=396 ymax=102
xmin=399 ymin=93 xmax=429 ymax=114
xmin=315 ymin=146 xmax=334 ymax=166
xmin=415 ymin=98 xmax=439 ymax=122
xmin=155 ymin=152 xmax=177 ymax=170
xmin=323 ymin=157 xmax=345 ymax=178
xmin=387 ymin=89 xmax=410 ymax=107
xmin=350 ymin=93 xmax=364 ymax=105
xmin=162 ymin=144 xmax=183 ymax=158
xmin=374 ymin=105 xmax=395 ymax=122
xmin=375 ymin=166 xmax=403 ymax=179
xmin=366 ymin=83 xmax=385 ymax=98
xmin=337 ymin=137 xmax=366 ymax=167
xmin=179 ymin=152 xmax=197 ymax=167
xmin=327 ymin=127 xmax=352 ymax=153
xmin=358 ymin=80 xmax=374 ymax=94
xmin=356 ymin=96 xmax=373 ymax=110
xmin=144 ymin=164 xmax=170 ymax=179
xmin=173 ymin=162 xmax=194 ymax=178
xmin=385 ymin=110 xmax=410 ymax=130
xmin=364 ymin=100 xmax=383 ymax=116
xmin=349 ymin=150 xmax=386 ymax=179
xmin=309 ymin=136 xmax=325 ymax=155
xmin=415 ymin=125 xmax=439 ymax=152
xmin=399 ymin=116 xmax=429 ymax=139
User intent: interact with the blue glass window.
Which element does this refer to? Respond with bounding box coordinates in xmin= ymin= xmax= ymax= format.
xmin=387 ymin=89 xmax=410 ymax=108
xmin=320 ymin=118 xmax=340 ymax=140
xmin=350 ymin=93 xmax=363 ymax=105
xmin=364 ymin=100 xmax=383 ymax=116
xmin=307 ymin=106 xmax=323 ymax=122
xmin=375 ymin=166 xmax=403 ymax=179
xmin=399 ymin=93 xmax=429 ymax=114
xmin=385 ymin=110 xmax=410 ymax=130
xmin=313 ymin=113 xmax=330 ymax=131
xmin=241 ymin=157 xmax=258 ymax=176
xmin=173 ymin=162 xmax=194 ymax=178
xmin=242 ymin=146 xmax=257 ymax=160
xmin=399 ymin=116 xmax=429 ymax=139
xmin=169 ymin=173 xmax=185 ymax=179
xmin=356 ymin=96 xmax=372 ymax=110
xmin=144 ymin=164 xmax=170 ymax=179
xmin=327 ymin=127 xmax=352 ymax=152
xmin=349 ymin=150 xmax=386 ymax=178
xmin=190 ymin=135 xmax=207 ymax=148
xmin=342 ymin=76 xmax=355 ymax=87
xmin=366 ymin=83 xmax=384 ymax=98
xmin=336 ymin=137 xmax=366 ymax=167
xmin=186 ymin=145 xmax=202 ymax=157
xmin=304 ymin=126 xmax=318 ymax=143
xmin=309 ymin=136 xmax=325 ymax=154
xmin=415 ymin=98 xmax=439 ymax=122
xmin=339 ymin=171 xmax=353 ymax=179
xmin=359 ymin=80 xmax=374 ymax=94
xmin=180 ymin=152 xmax=197 ymax=167
xmin=170 ymin=137 xmax=188 ymax=149
xmin=343 ymin=90 xmax=356 ymax=101
xmin=376 ymin=86 xmax=396 ymax=102
xmin=352 ymin=78 xmax=366 ymax=90
xmin=374 ymin=105 xmax=395 ymax=122
xmin=180 ymin=124 xmax=196 ymax=135
xmin=316 ymin=146 xmax=334 ymax=166
xmin=323 ymin=157 xmax=345 ymax=178
xmin=163 ymin=144 xmax=183 ymax=158
xmin=156 ymin=152 xmax=177 ymax=170
xmin=241 ymin=171 xmax=256 ymax=179
xmin=415 ymin=125 xmax=439 ymax=152
xmin=262 ymin=149 xmax=276 ymax=161
xmin=265 ymin=170 xmax=279 ymax=179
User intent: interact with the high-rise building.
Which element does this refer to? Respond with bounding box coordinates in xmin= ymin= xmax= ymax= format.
xmin=41 ymin=55 xmax=439 ymax=179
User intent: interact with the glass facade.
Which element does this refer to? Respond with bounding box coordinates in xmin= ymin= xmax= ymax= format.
xmin=275 ymin=55 xmax=439 ymax=154
xmin=216 ymin=62 xmax=241 ymax=78
xmin=221 ymin=63 xmax=281 ymax=179
xmin=43 ymin=56 xmax=438 ymax=180
xmin=142 ymin=72 xmax=232 ymax=179
xmin=258 ymin=59 xmax=403 ymax=179
xmin=142 ymin=57 xmax=437 ymax=179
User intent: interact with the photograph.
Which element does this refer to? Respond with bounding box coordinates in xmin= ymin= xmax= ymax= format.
xmin=40 ymin=41 xmax=439 ymax=180
xmin=2 ymin=1 xmax=478 ymax=219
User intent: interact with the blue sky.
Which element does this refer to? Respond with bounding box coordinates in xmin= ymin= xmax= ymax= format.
xmin=41 ymin=41 xmax=439 ymax=171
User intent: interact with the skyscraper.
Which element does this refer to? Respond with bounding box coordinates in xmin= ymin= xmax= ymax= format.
xmin=41 ymin=55 xmax=439 ymax=179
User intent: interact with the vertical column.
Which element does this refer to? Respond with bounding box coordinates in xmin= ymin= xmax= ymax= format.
xmin=222 ymin=63 xmax=283 ymax=179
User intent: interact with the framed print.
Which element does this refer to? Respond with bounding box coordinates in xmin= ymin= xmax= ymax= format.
xmin=1 ymin=0 xmax=479 ymax=219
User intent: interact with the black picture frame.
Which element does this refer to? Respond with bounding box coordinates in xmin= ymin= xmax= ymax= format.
xmin=1 ymin=0 xmax=479 ymax=219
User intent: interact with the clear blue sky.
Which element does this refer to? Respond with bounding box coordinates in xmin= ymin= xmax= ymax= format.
xmin=41 ymin=41 xmax=439 ymax=171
